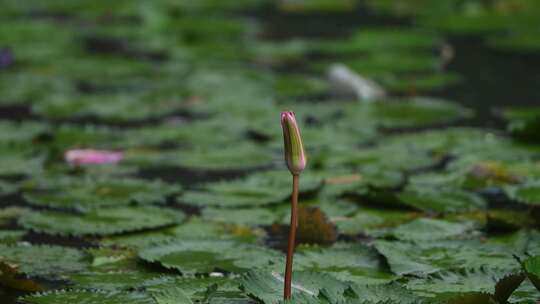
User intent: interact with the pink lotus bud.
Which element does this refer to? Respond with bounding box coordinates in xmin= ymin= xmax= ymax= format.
xmin=281 ymin=111 xmax=306 ymax=175
xmin=65 ymin=149 xmax=124 ymax=166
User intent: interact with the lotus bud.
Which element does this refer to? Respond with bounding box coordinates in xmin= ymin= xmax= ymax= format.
xmin=281 ymin=111 xmax=306 ymax=175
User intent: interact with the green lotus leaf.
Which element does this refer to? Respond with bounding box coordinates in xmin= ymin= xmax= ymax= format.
xmin=0 ymin=181 xmax=20 ymax=196
xmin=0 ymin=72 xmax=70 ymax=106
xmin=50 ymin=124 xmax=126 ymax=150
xmin=397 ymin=186 xmax=486 ymax=213
xmin=19 ymin=206 xmax=184 ymax=236
xmin=314 ymin=28 xmax=441 ymax=55
xmin=202 ymin=207 xmax=280 ymax=226
xmin=240 ymin=270 xmax=352 ymax=304
xmin=487 ymin=209 xmax=537 ymax=232
xmin=37 ymin=55 xmax=161 ymax=85
xmin=335 ymin=207 xmax=416 ymax=236
xmin=166 ymin=0 xmax=265 ymax=12
xmin=139 ymin=240 xmax=281 ymax=275
xmin=0 ymin=145 xmax=45 ymax=177
xmin=2 ymin=0 xmax=142 ymax=18
xmin=500 ymin=106 xmax=540 ymax=143
xmin=33 ymin=90 xmax=188 ymax=123
xmin=78 ymin=254 xmax=242 ymax=303
xmin=374 ymin=239 xmax=521 ymax=275
xmin=0 ymin=207 xmax=29 ymax=226
xmin=143 ymin=275 xmax=247 ymax=303
xmin=23 ymin=176 xmax=181 ymax=211
xmin=369 ymin=97 xmax=472 ymax=129
xmin=494 ymin=160 xmax=540 ymax=181
xmin=0 ymin=230 xmax=25 ymax=244
xmin=311 ymin=51 xmax=439 ymax=76
xmin=123 ymin=120 xmax=246 ymax=148
xmin=489 ymin=229 xmax=540 ymax=258
xmin=0 ymin=20 xmax=78 ymax=63
xmin=322 ymin=167 xmax=404 ymax=198
xmin=101 ymin=216 xmax=260 ymax=250
xmin=19 ymin=290 xmax=155 ymax=304
xmin=274 ymin=74 xmax=329 ymax=98
xmin=379 ymin=72 xmax=462 ymax=94
xmin=406 ymin=268 xmax=525 ymax=303
xmin=126 ymin=143 xmax=275 ymax=171
xmin=69 ymin=271 xmax=164 ymax=291
xmin=382 ymin=127 xmax=523 ymax=158
xmin=523 ymin=255 xmax=540 ymax=292
xmin=251 ymin=40 xmax=311 ymax=65
xmin=82 ymin=247 xmax=140 ymax=273
xmin=508 ymin=278 xmax=540 ymax=303
xmin=501 ymin=106 xmax=540 ymax=122
xmin=278 ymin=0 xmax=357 ymax=12
xmin=522 ymin=230 xmax=540 ymax=256
xmin=390 ymin=218 xmax=477 ymax=241
xmin=160 ymin=15 xmax=258 ymax=42
xmin=325 ymin=142 xmax=440 ymax=173
xmin=0 ymin=244 xmax=87 ymax=279
xmin=350 ymin=282 xmax=423 ymax=304
xmin=184 ymin=67 xmax=272 ymax=112
xmin=0 ymin=121 xmax=49 ymax=145
xmin=423 ymin=12 xmax=521 ymax=35
xmin=148 ymin=285 xmax=193 ymax=304
xmin=505 ymin=180 xmax=540 ymax=206
xmin=312 ymin=198 xmax=359 ymax=220
xmin=179 ymin=170 xmax=322 ymax=208
xmin=295 ymin=243 xmax=394 ymax=285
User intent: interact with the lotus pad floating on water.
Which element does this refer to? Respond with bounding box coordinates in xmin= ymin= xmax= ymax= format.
xmin=179 ymin=170 xmax=322 ymax=208
xmin=139 ymin=240 xmax=282 ymax=275
xmin=0 ymin=244 xmax=87 ymax=279
xmin=22 ymin=176 xmax=181 ymax=210
xmin=18 ymin=206 xmax=185 ymax=236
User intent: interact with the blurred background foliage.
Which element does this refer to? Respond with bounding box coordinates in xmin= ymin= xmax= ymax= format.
xmin=1 ymin=0 xmax=540 ymax=303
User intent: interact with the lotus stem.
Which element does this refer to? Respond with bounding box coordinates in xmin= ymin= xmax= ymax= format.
xmin=284 ymin=174 xmax=299 ymax=300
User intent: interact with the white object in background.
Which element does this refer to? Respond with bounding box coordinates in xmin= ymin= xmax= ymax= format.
xmin=328 ymin=63 xmax=387 ymax=101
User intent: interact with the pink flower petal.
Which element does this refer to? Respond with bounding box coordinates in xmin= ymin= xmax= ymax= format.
xmin=65 ymin=149 xmax=124 ymax=165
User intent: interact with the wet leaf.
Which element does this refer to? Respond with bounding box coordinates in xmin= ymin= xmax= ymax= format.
xmin=0 ymin=244 xmax=87 ymax=279
xmin=523 ymin=255 xmax=540 ymax=292
xmin=397 ymin=186 xmax=486 ymax=213
xmin=139 ymin=240 xmax=281 ymax=275
xmin=19 ymin=206 xmax=185 ymax=236
xmin=390 ymin=218 xmax=477 ymax=241
xmin=240 ymin=270 xmax=351 ymax=304
xmin=295 ymin=243 xmax=394 ymax=285
xmin=374 ymin=239 xmax=521 ymax=275
xmin=23 ymin=176 xmax=181 ymax=211
xmin=19 ymin=290 xmax=155 ymax=304
xmin=406 ymin=268 xmax=525 ymax=303
xmin=179 ymin=171 xmax=322 ymax=208
xmin=505 ymin=180 xmax=540 ymax=206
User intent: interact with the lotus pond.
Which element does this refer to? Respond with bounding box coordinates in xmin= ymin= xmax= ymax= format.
xmin=1 ymin=0 xmax=540 ymax=303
